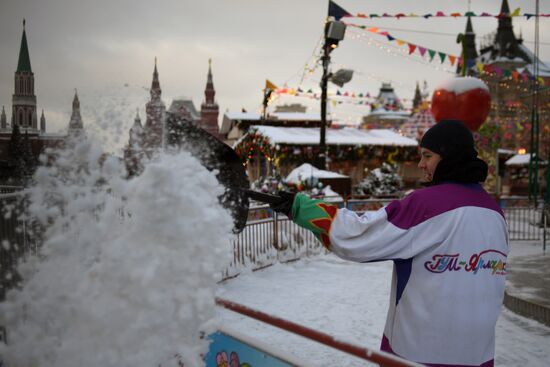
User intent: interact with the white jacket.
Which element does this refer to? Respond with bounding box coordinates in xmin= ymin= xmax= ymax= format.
xmin=292 ymin=183 xmax=508 ymax=366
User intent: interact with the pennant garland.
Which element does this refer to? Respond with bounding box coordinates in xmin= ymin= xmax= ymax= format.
xmin=329 ymin=2 xmax=550 ymax=20
xmin=347 ymin=23 xmax=546 ymax=85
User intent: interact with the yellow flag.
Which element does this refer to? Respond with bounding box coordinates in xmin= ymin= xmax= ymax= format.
xmin=511 ymin=7 xmax=520 ymax=17
xmin=476 ymin=62 xmax=484 ymax=74
xmin=265 ymin=79 xmax=278 ymax=91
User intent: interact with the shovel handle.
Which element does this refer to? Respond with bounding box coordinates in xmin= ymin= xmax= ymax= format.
xmin=245 ymin=190 xmax=283 ymax=205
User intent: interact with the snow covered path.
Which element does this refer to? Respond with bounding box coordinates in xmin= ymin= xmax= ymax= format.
xmin=217 ymin=254 xmax=550 ymax=366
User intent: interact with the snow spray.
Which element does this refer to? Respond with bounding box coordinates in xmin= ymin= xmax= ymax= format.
xmin=0 ymin=135 xmax=233 ymax=366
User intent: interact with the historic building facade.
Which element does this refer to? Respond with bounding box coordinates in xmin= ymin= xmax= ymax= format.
xmin=459 ymin=0 xmax=550 ymax=153
xmin=0 ymin=21 xmax=85 ymax=184
xmin=123 ymin=58 xmax=222 ymax=176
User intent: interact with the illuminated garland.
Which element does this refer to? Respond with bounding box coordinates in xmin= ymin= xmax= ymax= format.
xmin=234 ymin=128 xmax=275 ymax=165
xmin=347 ymin=29 xmax=456 ymax=74
xmin=273 ymin=144 xmax=419 ymax=166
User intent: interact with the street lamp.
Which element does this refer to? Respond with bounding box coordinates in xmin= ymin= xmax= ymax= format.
xmin=319 ymin=19 xmax=349 ymax=170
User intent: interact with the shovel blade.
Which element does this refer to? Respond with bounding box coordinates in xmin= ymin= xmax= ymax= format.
xmin=165 ymin=113 xmax=249 ymax=233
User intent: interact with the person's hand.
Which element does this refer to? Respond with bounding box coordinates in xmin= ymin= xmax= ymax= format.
xmin=270 ymin=191 xmax=296 ymax=218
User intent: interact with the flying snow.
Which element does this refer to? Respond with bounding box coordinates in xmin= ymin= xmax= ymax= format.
xmin=0 ymin=137 xmax=234 ymax=367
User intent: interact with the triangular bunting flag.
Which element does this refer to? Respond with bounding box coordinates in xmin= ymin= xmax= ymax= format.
xmin=387 ymin=34 xmax=395 ymax=41
xmin=265 ymin=79 xmax=278 ymax=90
xmin=511 ymin=7 xmax=521 ymax=17
xmin=396 ymin=39 xmax=406 ymax=46
xmin=435 ymin=11 xmax=445 ymax=17
xmin=328 ymin=1 xmax=352 ymax=20
xmin=438 ymin=52 xmax=447 ymax=63
xmin=428 ymin=49 xmax=436 ymax=61
xmin=408 ymin=44 xmax=417 ymax=55
xmin=512 ymin=71 xmax=519 ymax=81
xmin=448 ymin=55 xmax=456 ymax=66
xmin=476 ymin=62 xmax=484 ymax=74
xmin=418 ymin=47 xmax=427 ymax=56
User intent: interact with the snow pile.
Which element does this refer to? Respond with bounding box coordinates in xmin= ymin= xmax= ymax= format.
xmin=0 ymin=137 xmax=233 ymax=367
xmin=286 ymin=163 xmax=346 ymax=183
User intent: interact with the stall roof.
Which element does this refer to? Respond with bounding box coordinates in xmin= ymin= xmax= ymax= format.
xmin=286 ymin=163 xmax=347 ymax=183
xmin=505 ymin=153 xmax=547 ymax=166
xmin=245 ymin=126 xmax=418 ymax=147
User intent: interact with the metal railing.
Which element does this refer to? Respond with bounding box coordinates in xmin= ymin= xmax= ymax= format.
xmin=0 ymin=192 xmax=41 ymax=302
xmin=1 ymin=194 xmax=546 ymax=293
xmin=500 ymin=197 xmax=546 ymax=241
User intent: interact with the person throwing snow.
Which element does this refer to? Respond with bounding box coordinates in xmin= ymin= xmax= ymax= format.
xmin=272 ymin=120 xmax=508 ymax=367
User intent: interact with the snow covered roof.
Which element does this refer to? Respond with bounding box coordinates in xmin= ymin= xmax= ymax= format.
xmin=286 ymin=163 xmax=347 ymax=183
xmin=246 ymin=125 xmax=418 ymax=147
xmin=224 ymin=112 xmax=322 ymax=121
xmin=169 ymin=99 xmax=200 ymax=120
xmin=367 ymin=109 xmax=410 ymax=119
xmin=518 ymin=44 xmax=550 ymax=77
xmin=399 ymin=109 xmax=436 ymax=140
xmin=505 ymin=153 xmax=547 ymax=166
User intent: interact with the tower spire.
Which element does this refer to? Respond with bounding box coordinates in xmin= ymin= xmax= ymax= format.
xmin=68 ymin=89 xmax=84 ymax=135
xmin=12 ymin=20 xmax=37 ymax=129
xmin=150 ymin=57 xmax=161 ymax=100
xmin=204 ymin=58 xmax=215 ymax=104
xmin=17 ymin=19 xmax=32 ymax=72
xmin=1 ymin=106 xmax=6 ymax=129
xmin=200 ymin=58 xmax=220 ymax=139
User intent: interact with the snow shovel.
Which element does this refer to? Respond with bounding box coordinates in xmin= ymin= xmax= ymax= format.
xmin=165 ymin=112 xmax=282 ymax=233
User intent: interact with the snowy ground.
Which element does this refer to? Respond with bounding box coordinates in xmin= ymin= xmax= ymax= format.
xmin=217 ymin=247 xmax=550 ymax=366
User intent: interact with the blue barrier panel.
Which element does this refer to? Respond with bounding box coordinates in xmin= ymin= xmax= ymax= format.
xmin=205 ymin=331 xmax=297 ymax=367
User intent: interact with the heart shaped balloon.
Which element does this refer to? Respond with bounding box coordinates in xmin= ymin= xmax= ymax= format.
xmin=431 ymin=77 xmax=491 ymax=131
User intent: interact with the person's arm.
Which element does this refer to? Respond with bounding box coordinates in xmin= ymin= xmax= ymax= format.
xmin=291 ymin=193 xmax=416 ymax=263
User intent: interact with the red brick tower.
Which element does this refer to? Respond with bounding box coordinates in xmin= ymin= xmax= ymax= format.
xmin=144 ymin=58 xmax=166 ymax=154
xmin=200 ymin=59 xmax=220 ymax=139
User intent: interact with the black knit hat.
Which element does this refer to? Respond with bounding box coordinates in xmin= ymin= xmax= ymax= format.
xmin=420 ymin=120 xmax=488 ymax=184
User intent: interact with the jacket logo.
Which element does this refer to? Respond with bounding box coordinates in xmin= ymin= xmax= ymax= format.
xmin=424 ymin=249 xmax=507 ymax=275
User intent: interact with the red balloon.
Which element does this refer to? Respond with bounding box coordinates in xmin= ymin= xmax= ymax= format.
xmin=431 ymin=78 xmax=491 ymax=131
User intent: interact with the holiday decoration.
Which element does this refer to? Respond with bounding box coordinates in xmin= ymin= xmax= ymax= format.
xmin=431 ymin=77 xmax=491 ymax=131
xmin=355 ymin=163 xmax=403 ymax=198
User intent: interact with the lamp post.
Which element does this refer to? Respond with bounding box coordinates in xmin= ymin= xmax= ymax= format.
xmin=319 ymin=19 xmax=346 ymax=170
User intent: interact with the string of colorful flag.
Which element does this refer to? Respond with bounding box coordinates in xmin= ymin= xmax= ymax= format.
xmin=328 ymin=0 xmax=550 ymax=21
xmin=272 ymin=86 xmax=417 ymax=108
xmin=346 ymin=23 xmax=547 ymax=86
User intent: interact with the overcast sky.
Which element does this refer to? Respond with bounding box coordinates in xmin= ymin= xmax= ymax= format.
xmin=1 ymin=0 xmax=549 ymax=152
